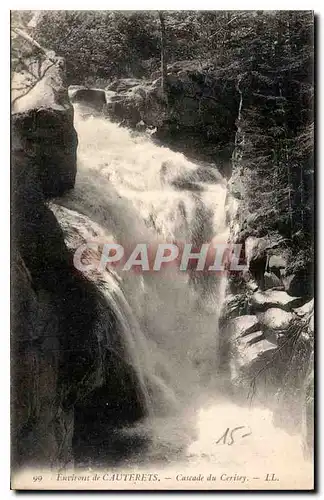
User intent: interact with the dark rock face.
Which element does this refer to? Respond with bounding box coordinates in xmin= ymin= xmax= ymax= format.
xmin=11 ymin=55 xmax=146 ymax=470
xmin=12 ymin=109 xmax=77 ymax=198
xmin=284 ymin=266 xmax=314 ymax=298
xmin=104 ymin=81 xmax=163 ymax=129
xmin=11 ymin=143 xmax=79 ymax=468
xmin=69 ymin=87 xmax=107 ymax=112
xmin=11 ymin=249 xmax=71 ymax=469
xmin=12 ymin=55 xmax=78 ymax=197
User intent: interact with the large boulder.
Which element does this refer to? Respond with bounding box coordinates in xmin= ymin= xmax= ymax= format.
xmin=258 ymin=308 xmax=294 ymax=344
xmin=250 ymin=290 xmax=305 ymax=312
xmin=69 ymin=87 xmax=107 ymax=111
xmin=228 ymin=315 xmax=260 ymax=338
xmin=284 ymin=266 xmax=314 ymax=298
xmin=104 ymin=80 xmax=167 ymax=129
xmin=259 ymin=308 xmax=293 ymax=331
xmin=12 ymin=54 xmax=78 ymax=197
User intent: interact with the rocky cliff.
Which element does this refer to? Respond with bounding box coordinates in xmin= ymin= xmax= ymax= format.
xmin=219 ymin=146 xmax=314 ymax=458
xmin=11 ymin=50 xmax=146 ymax=470
xmin=219 ymin=235 xmax=314 ymax=457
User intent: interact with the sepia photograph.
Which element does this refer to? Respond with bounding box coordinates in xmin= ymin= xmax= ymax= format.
xmin=10 ymin=9 xmax=314 ymax=490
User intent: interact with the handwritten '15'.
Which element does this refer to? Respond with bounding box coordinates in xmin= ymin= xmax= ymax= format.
xmin=216 ymin=426 xmax=252 ymax=446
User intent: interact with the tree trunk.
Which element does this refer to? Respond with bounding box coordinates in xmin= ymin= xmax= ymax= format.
xmin=11 ymin=27 xmax=55 ymax=63
xmin=158 ymin=11 xmax=168 ymax=105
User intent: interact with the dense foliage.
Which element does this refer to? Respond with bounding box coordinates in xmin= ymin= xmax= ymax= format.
xmin=228 ymin=11 xmax=314 ymax=285
xmin=33 ymin=11 xmax=161 ymax=84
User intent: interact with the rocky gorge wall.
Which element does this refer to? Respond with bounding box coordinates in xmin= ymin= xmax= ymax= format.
xmin=220 ymin=153 xmax=314 ymax=458
xmin=219 ymin=235 xmax=314 ymax=456
xmin=11 ymin=50 xmax=146 ymax=470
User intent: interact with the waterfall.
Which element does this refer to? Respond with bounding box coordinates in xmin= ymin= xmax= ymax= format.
xmin=56 ymin=103 xmax=229 ymax=400
xmin=52 ymin=104 xmax=311 ymax=475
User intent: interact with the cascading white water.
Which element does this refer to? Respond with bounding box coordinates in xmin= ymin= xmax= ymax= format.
xmin=59 ymin=104 xmax=230 ymax=405
xmin=54 ymin=104 xmax=312 ymax=483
